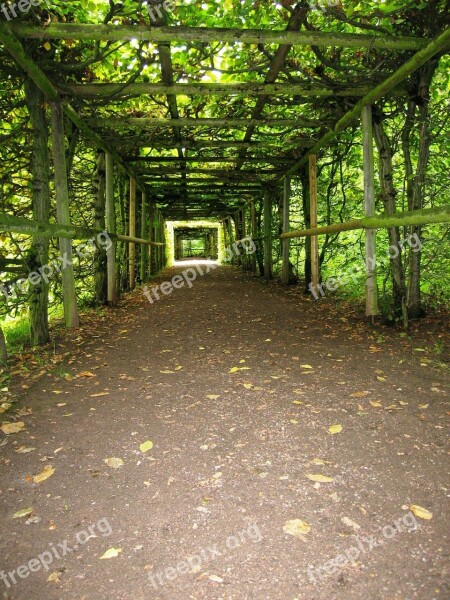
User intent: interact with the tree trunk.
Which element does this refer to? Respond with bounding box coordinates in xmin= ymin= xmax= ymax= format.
xmin=404 ymin=63 xmax=437 ymax=318
xmin=373 ymin=111 xmax=406 ymax=321
xmin=94 ymin=151 xmax=107 ymax=304
xmin=0 ymin=325 xmax=7 ymax=366
xmin=300 ymin=164 xmax=311 ymax=292
xmin=24 ymin=78 xmax=50 ymax=345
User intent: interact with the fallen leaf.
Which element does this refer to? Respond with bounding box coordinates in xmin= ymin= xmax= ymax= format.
xmin=300 ymin=364 xmax=313 ymax=369
xmin=0 ymin=402 xmax=12 ymax=413
xmin=104 ymin=457 xmax=124 ymax=469
xmin=341 ymin=516 xmax=361 ymax=531
xmin=283 ymin=519 xmax=310 ymax=541
xmin=76 ymin=371 xmax=96 ymax=378
xmin=306 ymin=473 xmax=334 ymax=483
xmin=140 ymin=440 xmax=153 ymax=453
xmin=206 ymin=394 xmax=220 ymax=399
xmin=208 ymin=574 xmax=224 ymax=583
xmin=90 ymin=392 xmax=110 ymax=397
xmin=15 ymin=446 xmax=36 ymax=453
xmin=1 ymin=421 xmax=25 ymax=434
xmin=12 ymin=507 xmax=33 ymax=519
xmin=33 ymin=466 xmax=55 ymax=484
xmin=328 ymin=424 xmax=342 ymax=435
xmin=99 ymin=547 xmax=122 ymax=559
xmin=369 ymin=400 xmax=383 ymax=408
xmin=410 ymin=505 xmax=432 ymax=520
xmin=47 ymin=571 xmax=60 ymax=583
xmin=229 ymin=367 xmax=250 ymax=373
xmin=160 ymin=370 xmax=175 ymax=374
xmin=243 ymin=383 xmax=254 ymax=390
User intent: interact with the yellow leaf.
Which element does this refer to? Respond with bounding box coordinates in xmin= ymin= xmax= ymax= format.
xmin=311 ymin=458 xmax=325 ymax=465
xmin=104 ymin=457 xmax=124 ymax=469
xmin=99 ymin=547 xmax=122 ymax=559
xmin=306 ymin=473 xmax=334 ymax=483
xmin=328 ymin=424 xmax=342 ymax=434
xmin=229 ymin=367 xmax=250 ymax=373
xmin=12 ymin=507 xmax=33 ymax=519
xmin=139 ymin=440 xmax=153 ymax=453
xmin=160 ymin=370 xmax=175 ymax=374
xmin=292 ymin=400 xmax=303 ymax=405
xmin=90 ymin=392 xmax=110 ymax=397
xmin=418 ymin=404 xmax=429 ymax=409
xmin=369 ymin=401 xmax=383 ymax=408
xmin=1 ymin=421 xmax=25 ymax=434
xmin=43 ymin=41 xmax=51 ymax=51
xmin=0 ymin=402 xmax=12 ymax=413
xmin=47 ymin=571 xmax=60 ymax=583
xmin=33 ymin=466 xmax=55 ymax=484
xmin=243 ymin=383 xmax=254 ymax=390
xmin=283 ymin=519 xmax=310 ymax=541
xmin=410 ymin=505 xmax=432 ymax=520
xmin=289 ymin=419 xmax=298 ymax=424
xmin=300 ymin=364 xmax=313 ymax=369
xmin=207 ymin=394 xmax=220 ymax=399
xmin=15 ymin=446 xmax=36 ymax=453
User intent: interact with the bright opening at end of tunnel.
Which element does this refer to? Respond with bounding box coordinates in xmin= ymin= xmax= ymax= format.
xmin=165 ymin=220 xmax=224 ymax=266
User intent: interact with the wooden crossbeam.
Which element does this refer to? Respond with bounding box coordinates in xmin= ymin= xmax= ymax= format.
xmin=126 ymin=157 xmax=296 ymax=164
xmin=9 ymin=23 xmax=429 ymax=51
xmin=60 ymin=82 xmax=385 ymax=99
xmin=88 ymin=117 xmax=327 ymax=129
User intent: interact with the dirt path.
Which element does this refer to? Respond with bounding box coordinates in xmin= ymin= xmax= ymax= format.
xmin=0 ymin=265 xmax=449 ymax=600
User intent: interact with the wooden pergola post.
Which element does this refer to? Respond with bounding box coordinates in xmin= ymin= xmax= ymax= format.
xmin=281 ymin=176 xmax=291 ymax=285
xmin=309 ymin=155 xmax=319 ymax=289
xmin=362 ymin=105 xmax=379 ymax=318
xmin=250 ymin=200 xmax=257 ymax=273
xmin=263 ymin=191 xmax=272 ymax=280
xmin=50 ymin=102 xmax=79 ymax=328
xmin=129 ymin=177 xmax=136 ymax=289
xmin=140 ymin=191 xmax=147 ymax=281
xmin=105 ymin=152 xmax=117 ymax=304
xmin=148 ymin=202 xmax=154 ymax=274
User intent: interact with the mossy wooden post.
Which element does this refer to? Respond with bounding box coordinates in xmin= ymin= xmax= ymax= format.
xmin=0 ymin=325 xmax=7 ymax=366
xmin=129 ymin=177 xmax=136 ymax=289
xmin=281 ymin=177 xmax=291 ymax=285
xmin=50 ymin=102 xmax=79 ymax=328
xmin=263 ymin=191 xmax=273 ymax=279
xmin=362 ymin=105 xmax=379 ymax=318
xmin=148 ymin=202 xmax=154 ymax=274
xmin=105 ymin=152 xmax=117 ymax=303
xmin=309 ymin=155 xmax=319 ymax=289
xmin=250 ymin=200 xmax=257 ymax=273
xmin=94 ymin=151 xmax=107 ymax=304
xmin=140 ymin=191 xmax=147 ymax=281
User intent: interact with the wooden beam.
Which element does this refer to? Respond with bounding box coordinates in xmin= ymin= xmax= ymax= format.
xmin=283 ymin=27 xmax=450 ymax=178
xmin=309 ymin=154 xmax=319 ymax=290
xmin=0 ymin=212 xmax=165 ymax=245
xmin=362 ymin=106 xmax=379 ymax=318
xmin=9 ymin=23 xmax=430 ymax=51
xmin=129 ymin=177 xmax=136 ymax=290
xmin=281 ymin=177 xmax=291 ymax=285
xmin=61 ymin=82 xmax=381 ymax=99
xmin=50 ymin=101 xmax=80 ymax=328
xmin=105 ymin=152 xmax=117 ymax=303
xmin=140 ymin=191 xmax=148 ymax=282
xmin=263 ymin=192 xmax=273 ymax=279
xmin=88 ymin=117 xmax=326 ymax=129
xmin=127 ymin=157 xmax=296 ymax=164
xmin=279 ymin=205 xmax=450 ymax=239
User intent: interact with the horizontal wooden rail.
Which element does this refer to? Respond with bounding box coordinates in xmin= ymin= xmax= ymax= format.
xmin=279 ymin=206 xmax=450 ymax=239
xmin=9 ymin=23 xmax=429 ymax=51
xmin=0 ymin=213 xmax=165 ymax=246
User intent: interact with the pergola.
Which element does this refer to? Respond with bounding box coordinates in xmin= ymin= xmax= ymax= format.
xmin=0 ymin=5 xmax=449 ymax=327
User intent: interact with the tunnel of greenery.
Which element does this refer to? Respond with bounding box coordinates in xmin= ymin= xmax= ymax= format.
xmin=0 ymin=1 xmax=449 ymax=364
